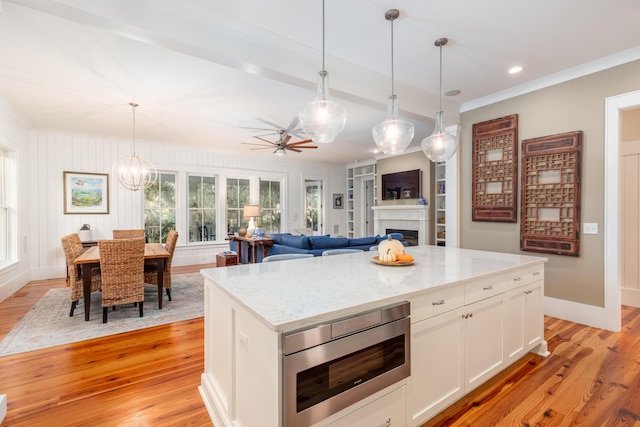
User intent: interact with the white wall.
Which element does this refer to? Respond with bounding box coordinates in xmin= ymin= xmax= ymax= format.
xmin=0 ymin=98 xmax=31 ymax=303
xmin=27 ymin=129 xmax=347 ymax=281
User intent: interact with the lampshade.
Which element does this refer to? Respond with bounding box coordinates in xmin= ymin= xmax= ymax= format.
xmin=243 ymin=205 xmax=260 ymax=220
xmin=112 ymin=102 xmax=157 ymax=191
xmin=298 ymin=0 xmax=346 ymax=144
xmin=243 ymin=205 xmax=260 ymax=238
xmin=421 ymin=111 xmax=458 ymax=162
xmin=372 ymin=9 xmax=414 ymax=155
xmin=422 ymin=38 xmax=459 ymax=162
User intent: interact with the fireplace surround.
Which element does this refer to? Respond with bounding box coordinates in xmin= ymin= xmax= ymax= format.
xmin=372 ymin=206 xmax=430 ymax=246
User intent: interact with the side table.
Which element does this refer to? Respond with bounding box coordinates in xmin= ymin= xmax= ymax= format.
xmin=217 ymin=253 xmax=238 ymax=267
xmin=226 ymin=236 xmax=274 ymax=264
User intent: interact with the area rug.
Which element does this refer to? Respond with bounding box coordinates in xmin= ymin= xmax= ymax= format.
xmin=0 ymin=273 xmax=204 ymax=357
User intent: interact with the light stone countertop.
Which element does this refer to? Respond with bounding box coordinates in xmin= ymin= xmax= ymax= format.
xmin=201 ymin=245 xmax=546 ymax=332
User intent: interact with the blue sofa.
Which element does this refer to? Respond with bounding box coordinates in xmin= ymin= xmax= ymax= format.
xmin=229 ymin=232 xmax=405 ymax=263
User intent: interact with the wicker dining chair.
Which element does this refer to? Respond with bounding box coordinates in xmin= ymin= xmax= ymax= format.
xmin=61 ymin=233 xmax=102 ymax=317
xmin=144 ymin=230 xmax=178 ymax=302
xmin=98 ymin=237 xmax=146 ymax=323
xmin=112 ymin=229 xmax=145 ymax=239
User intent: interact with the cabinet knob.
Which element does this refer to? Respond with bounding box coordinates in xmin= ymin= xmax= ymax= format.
xmin=432 ymin=299 xmax=445 ymax=306
xmin=483 ymin=285 xmax=494 ymax=291
xmin=533 ymin=271 xmax=540 ymax=276
xmin=379 ymin=418 xmax=391 ymax=427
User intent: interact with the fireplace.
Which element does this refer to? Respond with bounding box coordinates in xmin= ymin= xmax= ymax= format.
xmin=372 ymin=206 xmax=430 ymax=246
xmin=386 ymin=229 xmax=419 ymax=246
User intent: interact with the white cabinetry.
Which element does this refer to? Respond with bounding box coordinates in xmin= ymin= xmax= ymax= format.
xmin=325 ymin=385 xmax=406 ymax=427
xmin=504 ymin=267 xmax=546 ymax=363
xmin=408 ymin=265 xmax=546 ymax=426
xmin=347 ymin=161 xmax=376 ymax=238
xmin=434 ymin=162 xmax=446 ymax=246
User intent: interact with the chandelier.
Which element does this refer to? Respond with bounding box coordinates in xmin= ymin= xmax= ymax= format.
xmin=112 ymin=103 xmax=157 ymax=191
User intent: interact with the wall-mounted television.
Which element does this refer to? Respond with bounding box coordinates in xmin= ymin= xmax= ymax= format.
xmin=381 ymin=169 xmax=421 ymax=200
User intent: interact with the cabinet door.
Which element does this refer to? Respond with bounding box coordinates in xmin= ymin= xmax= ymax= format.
xmin=326 ymin=385 xmax=406 ymax=427
xmin=523 ymin=282 xmax=543 ymax=348
xmin=407 ymin=307 xmax=464 ymax=426
xmin=463 ymin=296 xmax=504 ymax=392
xmin=504 ymin=281 xmax=544 ymax=363
xmin=504 ymin=287 xmax=526 ymax=363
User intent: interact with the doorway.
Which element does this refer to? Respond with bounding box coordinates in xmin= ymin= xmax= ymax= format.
xmin=305 ymin=179 xmax=323 ymax=235
xmin=605 ymin=89 xmax=640 ymax=332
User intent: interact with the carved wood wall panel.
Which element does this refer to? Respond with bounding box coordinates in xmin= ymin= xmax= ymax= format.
xmin=472 ymin=115 xmax=518 ymax=222
xmin=520 ymin=131 xmax=582 ymax=256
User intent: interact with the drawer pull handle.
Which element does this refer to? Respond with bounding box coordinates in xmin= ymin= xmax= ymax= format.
xmin=533 ymin=271 xmax=540 ymax=276
xmin=381 ymin=418 xmax=391 ymax=427
xmin=525 ymin=290 xmax=533 ymax=295
xmin=514 ymin=277 xmax=522 ymax=282
xmin=483 ymin=285 xmax=494 ymax=291
xmin=462 ymin=313 xmax=474 ymax=319
xmin=432 ymin=299 xmax=445 ymax=306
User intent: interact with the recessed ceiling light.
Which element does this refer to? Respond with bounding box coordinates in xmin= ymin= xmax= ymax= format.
xmin=508 ymin=66 xmax=524 ymax=74
xmin=445 ymin=89 xmax=461 ymax=97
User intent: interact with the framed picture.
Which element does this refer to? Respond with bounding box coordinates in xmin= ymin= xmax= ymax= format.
xmin=63 ymin=171 xmax=110 ymax=214
xmin=333 ymin=193 xmax=344 ymax=209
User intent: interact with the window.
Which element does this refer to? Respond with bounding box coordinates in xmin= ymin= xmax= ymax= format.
xmin=0 ymin=151 xmax=7 ymax=264
xmin=259 ymin=179 xmax=281 ymax=234
xmin=188 ymin=175 xmax=216 ymax=243
xmin=144 ymin=173 xmax=176 ymax=243
xmin=226 ymin=177 xmax=250 ymax=234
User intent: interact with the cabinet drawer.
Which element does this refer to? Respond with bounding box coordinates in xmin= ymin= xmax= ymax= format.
xmin=411 ymin=286 xmax=465 ymax=322
xmin=465 ymin=275 xmax=505 ymax=305
xmin=508 ymin=265 xmax=544 ymax=289
xmin=325 ymin=385 xmax=406 ymax=427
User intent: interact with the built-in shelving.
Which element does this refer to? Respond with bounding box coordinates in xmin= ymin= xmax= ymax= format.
xmin=435 ymin=162 xmax=446 ymax=246
xmin=347 ymin=161 xmax=376 ymax=238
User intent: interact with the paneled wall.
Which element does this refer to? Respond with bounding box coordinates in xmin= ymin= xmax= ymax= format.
xmin=27 ymin=130 xmax=347 ymax=280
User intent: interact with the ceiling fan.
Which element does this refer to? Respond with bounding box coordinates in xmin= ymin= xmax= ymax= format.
xmin=241 ymin=117 xmax=318 ymax=156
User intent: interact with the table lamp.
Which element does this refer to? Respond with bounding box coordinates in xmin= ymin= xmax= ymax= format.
xmin=243 ymin=205 xmax=260 ymax=237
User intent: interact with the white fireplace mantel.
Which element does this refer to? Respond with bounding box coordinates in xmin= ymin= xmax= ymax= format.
xmin=372 ymin=205 xmax=430 ymax=245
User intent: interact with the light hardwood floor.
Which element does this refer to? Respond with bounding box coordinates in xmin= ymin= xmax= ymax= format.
xmin=1 ymin=265 xmax=639 ymax=426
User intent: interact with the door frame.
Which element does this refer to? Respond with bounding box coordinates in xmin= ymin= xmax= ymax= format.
xmin=604 ymin=89 xmax=640 ymax=332
xmin=303 ymin=177 xmax=325 ymax=236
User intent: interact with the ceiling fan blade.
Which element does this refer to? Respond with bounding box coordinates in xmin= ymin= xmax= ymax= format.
xmin=282 ymin=134 xmax=292 ymax=144
xmin=285 ymin=117 xmax=300 ymax=133
xmin=253 ymin=136 xmax=278 ymax=145
xmin=287 ymin=147 xmax=303 ymax=153
xmin=249 ymin=146 xmax=276 ymax=151
xmin=292 ymin=145 xmax=318 ymax=149
xmin=256 ymin=118 xmax=284 ymax=130
xmin=286 ymin=139 xmax=314 ymax=147
xmin=242 ymin=142 xmax=273 ymax=147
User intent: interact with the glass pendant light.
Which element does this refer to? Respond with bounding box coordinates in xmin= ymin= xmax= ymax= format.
xmin=112 ymin=103 xmax=158 ymax=191
xmin=422 ymin=38 xmax=458 ymax=162
xmin=372 ymin=9 xmax=414 ymax=155
xmin=299 ymin=0 xmax=346 ymax=144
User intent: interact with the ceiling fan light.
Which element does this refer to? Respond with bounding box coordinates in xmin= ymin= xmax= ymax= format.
xmin=299 ymin=71 xmax=347 ymax=143
xmin=421 ymin=111 xmax=458 ymax=162
xmin=372 ymin=95 xmax=414 ymax=155
xmin=275 ymin=147 xmax=286 ymax=156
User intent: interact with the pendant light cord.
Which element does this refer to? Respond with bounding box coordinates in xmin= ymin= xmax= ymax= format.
xmin=390 ymin=17 xmax=395 ymax=96
xmin=321 ymin=0 xmax=325 ymax=73
xmin=130 ymin=102 xmax=138 ymax=155
xmin=438 ymin=43 xmax=443 ymax=112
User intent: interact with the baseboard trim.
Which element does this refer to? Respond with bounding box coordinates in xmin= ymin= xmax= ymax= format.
xmin=544 ymin=296 xmax=606 ymax=330
xmin=0 ymin=394 xmax=7 ymax=424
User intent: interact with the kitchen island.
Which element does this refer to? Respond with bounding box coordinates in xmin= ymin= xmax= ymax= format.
xmin=199 ymin=245 xmax=548 ymax=427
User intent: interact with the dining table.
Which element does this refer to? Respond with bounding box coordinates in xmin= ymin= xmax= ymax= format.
xmin=73 ymin=243 xmax=171 ymax=321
